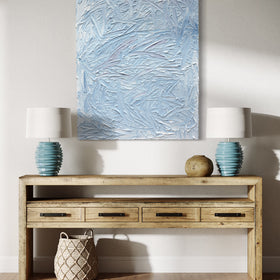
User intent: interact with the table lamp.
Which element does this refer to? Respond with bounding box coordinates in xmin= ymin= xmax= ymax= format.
xmin=206 ymin=107 xmax=252 ymax=176
xmin=26 ymin=108 xmax=72 ymax=176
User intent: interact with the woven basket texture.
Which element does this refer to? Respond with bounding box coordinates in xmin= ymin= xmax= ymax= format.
xmin=54 ymin=232 xmax=98 ymax=280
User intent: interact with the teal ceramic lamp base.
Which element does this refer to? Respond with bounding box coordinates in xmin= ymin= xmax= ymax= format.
xmin=35 ymin=142 xmax=63 ymax=176
xmin=215 ymin=142 xmax=243 ymax=176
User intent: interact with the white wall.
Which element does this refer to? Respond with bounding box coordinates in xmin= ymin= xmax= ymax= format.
xmin=1 ymin=0 xmax=280 ymax=273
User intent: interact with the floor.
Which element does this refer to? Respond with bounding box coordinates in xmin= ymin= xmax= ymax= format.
xmin=0 ymin=274 xmax=279 ymax=280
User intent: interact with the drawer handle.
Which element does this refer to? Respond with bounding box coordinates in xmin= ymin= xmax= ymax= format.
xmin=156 ymin=213 xmax=183 ymax=217
xmin=215 ymin=213 xmax=242 ymax=217
xmin=98 ymin=213 xmax=125 ymax=217
xmin=40 ymin=213 xmax=67 ymax=217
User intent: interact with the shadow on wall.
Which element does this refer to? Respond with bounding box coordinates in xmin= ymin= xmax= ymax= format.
xmin=64 ymin=112 xmax=118 ymax=174
xmin=34 ymin=230 xmax=151 ymax=273
xmin=96 ymin=234 xmax=151 ymax=273
xmin=201 ymin=0 xmax=280 ymax=55
xmin=247 ymin=113 xmax=280 ymax=257
xmin=253 ymin=113 xmax=280 ymax=138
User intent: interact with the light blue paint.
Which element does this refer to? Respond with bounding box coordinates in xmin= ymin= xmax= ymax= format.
xmin=35 ymin=142 xmax=63 ymax=176
xmin=215 ymin=142 xmax=243 ymax=177
xmin=76 ymin=0 xmax=199 ymax=140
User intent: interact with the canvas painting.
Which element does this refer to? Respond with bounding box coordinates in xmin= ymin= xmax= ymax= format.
xmin=76 ymin=0 xmax=199 ymax=140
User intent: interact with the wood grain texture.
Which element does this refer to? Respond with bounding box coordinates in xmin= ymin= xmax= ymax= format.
xmin=201 ymin=208 xmax=254 ymax=222
xmin=27 ymin=198 xmax=255 ymax=208
xmin=19 ymin=175 xmax=262 ymax=280
xmin=248 ymin=185 xmax=255 ymax=202
xmin=18 ymin=179 xmax=26 ymax=280
xmin=2 ymin=274 xmax=278 ymax=280
xmin=26 ymin=221 xmax=256 ymax=229
xmin=27 ymin=207 xmax=84 ymax=222
xmin=255 ymin=178 xmax=263 ymax=280
xmin=19 ymin=180 xmax=33 ymax=280
xmin=142 ymin=207 xmax=200 ymax=222
xmin=20 ymin=175 xmax=261 ymax=186
xmin=86 ymin=207 xmax=139 ymax=222
xmin=0 ymin=273 xmax=256 ymax=280
xmin=2 ymin=274 xmax=280 ymax=280
xmin=248 ymin=228 xmax=255 ymax=279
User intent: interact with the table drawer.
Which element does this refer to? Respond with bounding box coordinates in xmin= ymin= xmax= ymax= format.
xmin=27 ymin=207 xmax=84 ymax=222
xmin=201 ymin=208 xmax=254 ymax=222
xmin=86 ymin=207 xmax=139 ymax=222
xmin=143 ymin=207 xmax=200 ymax=222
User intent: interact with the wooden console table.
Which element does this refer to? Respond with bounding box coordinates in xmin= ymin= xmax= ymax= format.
xmin=19 ymin=175 xmax=262 ymax=280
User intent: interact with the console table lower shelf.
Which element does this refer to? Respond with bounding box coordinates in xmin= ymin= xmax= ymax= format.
xmin=28 ymin=273 xmax=255 ymax=280
xmin=19 ymin=175 xmax=262 ymax=280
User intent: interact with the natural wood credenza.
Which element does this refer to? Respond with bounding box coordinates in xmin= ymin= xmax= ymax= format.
xmin=19 ymin=175 xmax=262 ymax=280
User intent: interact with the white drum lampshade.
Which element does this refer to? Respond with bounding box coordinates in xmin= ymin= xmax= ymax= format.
xmin=206 ymin=107 xmax=252 ymax=176
xmin=206 ymin=107 xmax=252 ymax=139
xmin=26 ymin=108 xmax=72 ymax=139
xmin=26 ymin=108 xmax=72 ymax=176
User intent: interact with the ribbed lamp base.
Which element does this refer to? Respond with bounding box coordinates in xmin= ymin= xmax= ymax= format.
xmin=215 ymin=142 xmax=243 ymax=177
xmin=35 ymin=142 xmax=63 ymax=176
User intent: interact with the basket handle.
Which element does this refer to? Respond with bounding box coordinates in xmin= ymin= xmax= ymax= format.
xmin=60 ymin=232 xmax=69 ymax=239
xmin=113 ymin=233 xmax=129 ymax=241
xmin=84 ymin=229 xmax=94 ymax=237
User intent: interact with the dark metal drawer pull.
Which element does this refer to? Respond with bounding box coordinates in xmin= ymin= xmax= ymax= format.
xmin=215 ymin=213 xmax=242 ymax=217
xmin=156 ymin=213 xmax=183 ymax=217
xmin=40 ymin=213 xmax=67 ymax=217
xmin=98 ymin=213 xmax=125 ymax=217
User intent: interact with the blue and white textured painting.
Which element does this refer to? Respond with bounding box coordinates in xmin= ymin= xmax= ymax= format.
xmin=76 ymin=0 xmax=199 ymax=140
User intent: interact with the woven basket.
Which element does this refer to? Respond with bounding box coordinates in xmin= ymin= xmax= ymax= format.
xmin=54 ymin=230 xmax=98 ymax=280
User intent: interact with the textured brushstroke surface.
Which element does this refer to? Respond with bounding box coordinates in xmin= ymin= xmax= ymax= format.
xmin=76 ymin=0 xmax=199 ymax=140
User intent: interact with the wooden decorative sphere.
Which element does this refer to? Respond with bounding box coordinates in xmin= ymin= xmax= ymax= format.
xmin=185 ymin=155 xmax=213 ymax=177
